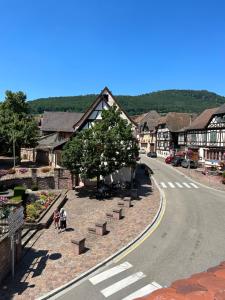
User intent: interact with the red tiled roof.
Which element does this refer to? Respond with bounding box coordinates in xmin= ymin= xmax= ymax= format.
xmin=136 ymin=260 xmax=225 ymax=300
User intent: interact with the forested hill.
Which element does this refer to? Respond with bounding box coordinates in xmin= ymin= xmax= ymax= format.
xmin=29 ymin=90 xmax=225 ymax=115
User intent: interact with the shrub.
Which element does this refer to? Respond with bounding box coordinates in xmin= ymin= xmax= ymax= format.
xmin=40 ymin=194 xmax=47 ymax=201
xmin=0 ymin=183 xmax=7 ymax=192
xmin=9 ymin=196 xmax=22 ymax=204
xmin=31 ymin=184 xmax=38 ymax=191
xmin=222 ymin=171 xmax=225 ymax=179
xmin=26 ymin=203 xmax=39 ymax=222
xmin=41 ymin=167 xmax=51 ymax=173
xmin=14 ymin=186 xmax=26 ymax=199
xmin=34 ymin=201 xmax=45 ymax=212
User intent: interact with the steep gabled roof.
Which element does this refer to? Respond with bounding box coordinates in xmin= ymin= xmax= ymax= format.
xmin=139 ymin=111 xmax=161 ymax=131
xmin=74 ymin=87 xmax=137 ymax=130
xmin=41 ymin=111 xmax=84 ymax=133
xmin=157 ymin=112 xmax=193 ymax=132
xmin=187 ymin=107 xmax=218 ymax=130
xmin=213 ymin=103 xmax=225 ymax=115
xmin=36 ymin=133 xmax=68 ymax=150
xmin=132 ymin=113 xmax=148 ymax=124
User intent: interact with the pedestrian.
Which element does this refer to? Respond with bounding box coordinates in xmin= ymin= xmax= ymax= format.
xmin=53 ymin=209 xmax=60 ymax=229
xmin=59 ymin=208 xmax=67 ymax=232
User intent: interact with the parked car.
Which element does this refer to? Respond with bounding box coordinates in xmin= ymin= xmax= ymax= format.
xmin=139 ymin=148 xmax=146 ymax=154
xmin=171 ymin=156 xmax=184 ymax=167
xmin=165 ymin=156 xmax=174 ymax=164
xmin=181 ymin=159 xmax=198 ymax=169
xmin=147 ymin=151 xmax=157 ymax=158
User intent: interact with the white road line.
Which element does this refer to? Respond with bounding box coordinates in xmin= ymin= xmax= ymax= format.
xmin=175 ymin=182 xmax=183 ymax=188
xmin=168 ymin=182 xmax=175 ymax=188
xmin=189 ymin=182 xmax=199 ymax=189
xmin=151 ymin=281 xmax=162 ymax=288
xmin=160 ymin=182 xmax=167 ymax=188
xmin=100 ymin=272 xmax=146 ymax=298
xmin=122 ymin=282 xmax=162 ymax=300
xmin=182 ymin=182 xmax=191 ymax=188
xmin=89 ymin=262 xmax=132 ymax=285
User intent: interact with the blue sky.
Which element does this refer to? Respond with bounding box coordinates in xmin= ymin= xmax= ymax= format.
xmin=0 ymin=0 xmax=225 ymax=100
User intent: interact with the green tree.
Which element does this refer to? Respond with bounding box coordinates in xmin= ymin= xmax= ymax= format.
xmin=62 ymin=106 xmax=139 ymax=187
xmin=0 ymin=91 xmax=39 ymax=157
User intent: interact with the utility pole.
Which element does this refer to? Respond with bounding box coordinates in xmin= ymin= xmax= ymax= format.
xmin=12 ymin=117 xmax=16 ymax=169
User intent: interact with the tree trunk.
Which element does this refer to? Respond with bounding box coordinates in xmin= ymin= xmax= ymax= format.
xmin=97 ymin=174 xmax=100 ymax=189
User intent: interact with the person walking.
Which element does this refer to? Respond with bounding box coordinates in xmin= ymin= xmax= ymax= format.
xmin=53 ymin=209 xmax=60 ymax=229
xmin=59 ymin=208 xmax=67 ymax=232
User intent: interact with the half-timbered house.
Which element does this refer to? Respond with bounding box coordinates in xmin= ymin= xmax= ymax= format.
xmin=22 ymin=87 xmax=137 ymax=169
xmin=136 ymin=111 xmax=161 ymax=152
xmin=183 ymin=107 xmax=219 ymax=161
xmin=156 ymin=112 xmax=193 ymax=157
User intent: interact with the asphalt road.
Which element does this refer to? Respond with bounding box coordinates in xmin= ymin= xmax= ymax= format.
xmin=52 ymin=156 xmax=225 ymax=300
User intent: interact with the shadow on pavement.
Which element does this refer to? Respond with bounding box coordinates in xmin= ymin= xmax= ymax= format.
xmin=0 ymin=248 xmax=62 ymax=300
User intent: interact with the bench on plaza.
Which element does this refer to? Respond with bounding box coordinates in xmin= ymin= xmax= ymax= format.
xmin=88 ymin=227 xmax=96 ymax=234
xmin=117 ymin=201 xmax=125 ymax=207
xmin=95 ymin=221 xmax=107 ymax=236
xmin=88 ymin=221 xmax=107 ymax=236
xmin=106 ymin=212 xmax=113 ymax=219
xmin=71 ymin=236 xmax=86 ymax=255
xmin=123 ymin=197 xmax=132 ymax=208
xmin=113 ymin=208 xmax=122 ymax=220
xmin=118 ymin=198 xmax=132 ymax=208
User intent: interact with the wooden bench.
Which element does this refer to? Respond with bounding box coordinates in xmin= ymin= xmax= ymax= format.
xmin=71 ymin=236 xmax=86 ymax=255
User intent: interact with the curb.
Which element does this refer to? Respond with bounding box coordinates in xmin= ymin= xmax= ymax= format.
xmin=36 ymin=175 xmax=165 ymax=300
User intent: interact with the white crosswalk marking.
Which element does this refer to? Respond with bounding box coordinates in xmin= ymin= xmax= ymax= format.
xmin=182 ymin=182 xmax=191 ymax=188
xmin=122 ymin=282 xmax=162 ymax=300
xmin=100 ymin=272 xmax=146 ymax=297
xmin=168 ymin=182 xmax=175 ymax=188
xmin=151 ymin=281 xmax=163 ymax=288
xmin=160 ymin=182 xmax=167 ymax=188
xmin=175 ymin=182 xmax=183 ymax=188
xmin=89 ymin=262 xmax=132 ymax=285
xmin=189 ymin=182 xmax=199 ymax=189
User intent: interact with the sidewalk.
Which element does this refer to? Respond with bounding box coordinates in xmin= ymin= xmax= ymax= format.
xmin=0 ymin=166 xmax=160 ymax=300
xmin=158 ymin=157 xmax=225 ymax=192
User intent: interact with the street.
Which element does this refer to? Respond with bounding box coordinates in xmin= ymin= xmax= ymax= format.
xmin=51 ymin=156 xmax=225 ymax=300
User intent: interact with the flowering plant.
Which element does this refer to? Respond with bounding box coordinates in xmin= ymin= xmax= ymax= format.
xmin=19 ymin=168 xmax=28 ymax=174
xmin=0 ymin=196 xmax=8 ymax=205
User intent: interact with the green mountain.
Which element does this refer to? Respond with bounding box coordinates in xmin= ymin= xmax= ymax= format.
xmin=29 ymin=89 xmax=225 ymax=115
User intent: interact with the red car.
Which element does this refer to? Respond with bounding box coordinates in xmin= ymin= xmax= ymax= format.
xmin=165 ymin=156 xmax=174 ymax=164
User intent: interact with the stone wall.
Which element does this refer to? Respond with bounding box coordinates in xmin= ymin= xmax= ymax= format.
xmin=0 ymin=168 xmax=73 ymax=190
xmin=0 ymin=232 xmax=22 ymax=284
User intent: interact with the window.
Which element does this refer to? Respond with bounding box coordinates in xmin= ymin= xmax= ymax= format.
xmin=210 ymin=131 xmax=217 ymax=143
xmin=202 ymin=132 xmax=207 ymax=142
xmin=191 ymin=133 xmax=196 ymax=142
